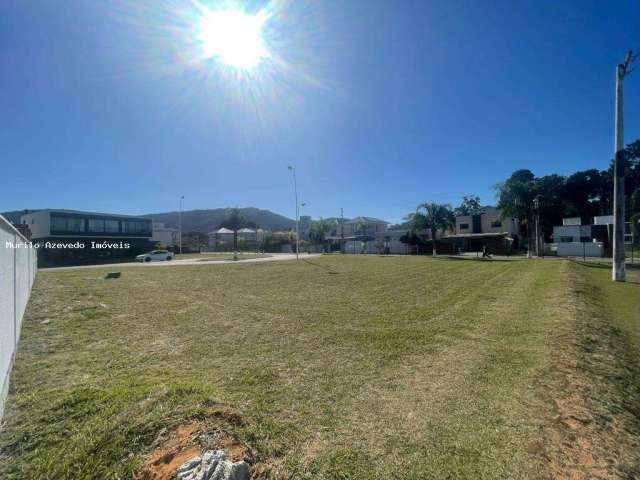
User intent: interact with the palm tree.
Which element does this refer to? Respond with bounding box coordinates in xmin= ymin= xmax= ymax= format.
xmin=409 ymin=203 xmax=455 ymax=256
xmin=218 ymin=208 xmax=246 ymax=260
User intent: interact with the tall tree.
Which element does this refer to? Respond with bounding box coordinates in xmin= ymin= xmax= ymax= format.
xmin=454 ymin=195 xmax=482 ymax=216
xmin=408 ymin=203 xmax=455 ymax=256
xmin=309 ymin=218 xmax=336 ymax=248
xmin=495 ymin=169 xmax=537 ymax=255
xmin=563 ymin=169 xmax=606 ymax=221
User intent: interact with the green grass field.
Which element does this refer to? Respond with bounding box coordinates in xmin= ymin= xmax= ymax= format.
xmin=0 ymin=257 xmax=638 ymax=479
xmin=174 ymin=253 xmax=269 ymax=261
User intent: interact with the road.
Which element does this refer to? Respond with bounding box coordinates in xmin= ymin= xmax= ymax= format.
xmin=39 ymin=253 xmax=321 ymax=271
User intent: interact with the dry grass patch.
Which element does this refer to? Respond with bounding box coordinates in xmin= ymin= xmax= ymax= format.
xmin=0 ymin=256 xmax=638 ymax=479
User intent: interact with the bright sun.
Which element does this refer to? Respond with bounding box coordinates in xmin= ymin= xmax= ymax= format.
xmin=198 ymin=8 xmax=270 ymax=69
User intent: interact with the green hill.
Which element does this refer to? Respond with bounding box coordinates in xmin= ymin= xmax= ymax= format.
xmin=2 ymin=208 xmax=295 ymax=233
xmin=144 ymin=208 xmax=295 ymax=233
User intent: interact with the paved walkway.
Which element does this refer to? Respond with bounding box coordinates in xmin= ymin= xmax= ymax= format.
xmin=40 ymin=253 xmax=321 ymax=271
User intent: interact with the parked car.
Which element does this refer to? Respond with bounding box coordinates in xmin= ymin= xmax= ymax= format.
xmin=136 ymin=250 xmax=174 ymax=262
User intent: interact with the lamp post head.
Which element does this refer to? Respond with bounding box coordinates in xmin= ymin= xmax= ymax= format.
xmin=288 ymin=165 xmax=293 ymax=171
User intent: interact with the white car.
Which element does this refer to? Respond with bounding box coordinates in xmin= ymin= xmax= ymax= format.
xmin=136 ymin=250 xmax=174 ymax=262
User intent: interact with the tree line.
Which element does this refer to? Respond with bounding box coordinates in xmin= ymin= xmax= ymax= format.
xmin=400 ymin=138 xmax=640 ymax=255
xmin=495 ymin=138 xmax=640 ymax=241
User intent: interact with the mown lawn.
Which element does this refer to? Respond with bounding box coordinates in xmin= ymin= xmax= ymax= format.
xmin=174 ymin=253 xmax=269 ymax=261
xmin=0 ymin=256 xmax=638 ymax=479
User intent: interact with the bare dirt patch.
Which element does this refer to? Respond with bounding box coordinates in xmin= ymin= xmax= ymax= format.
xmin=134 ymin=420 xmax=258 ymax=480
xmin=135 ymin=423 xmax=200 ymax=480
xmin=540 ymin=264 xmax=640 ymax=479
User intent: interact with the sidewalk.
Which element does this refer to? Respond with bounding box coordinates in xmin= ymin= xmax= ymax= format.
xmin=39 ymin=253 xmax=321 ymax=271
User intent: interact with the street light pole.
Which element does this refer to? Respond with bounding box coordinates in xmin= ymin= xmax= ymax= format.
xmin=288 ymin=166 xmax=299 ymax=260
xmin=612 ymin=51 xmax=634 ymax=282
xmin=179 ymin=195 xmax=184 ymax=255
xmin=340 ymin=207 xmax=344 ymax=253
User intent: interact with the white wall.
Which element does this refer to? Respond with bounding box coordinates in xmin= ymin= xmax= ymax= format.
xmin=1 ymin=215 xmax=37 ymax=421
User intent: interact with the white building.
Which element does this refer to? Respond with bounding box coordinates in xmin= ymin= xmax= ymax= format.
xmin=151 ymin=222 xmax=179 ymax=248
xmin=593 ymin=215 xmax=633 ymax=244
xmin=326 ymin=216 xmax=391 ymax=253
xmin=208 ymin=227 xmax=234 ymax=247
xmin=549 ymin=216 xmax=628 ymax=257
xmin=237 ymin=228 xmax=257 ymax=242
xmin=207 ymin=227 xmax=265 ymax=248
xmin=454 ymin=206 xmax=519 ymax=236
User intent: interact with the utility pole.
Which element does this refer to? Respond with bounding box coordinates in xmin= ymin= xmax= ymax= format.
xmin=612 ymin=50 xmax=635 ymax=282
xmin=533 ymin=196 xmax=541 ymax=257
xmin=288 ymin=166 xmax=299 ymax=260
xmin=527 ymin=206 xmax=533 ymax=259
xmin=179 ymin=195 xmax=184 ymax=255
xmin=340 ymin=207 xmax=344 ymax=253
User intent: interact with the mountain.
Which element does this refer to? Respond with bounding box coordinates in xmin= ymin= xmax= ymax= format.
xmin=144 ymin=208 xmax=296 ymax=233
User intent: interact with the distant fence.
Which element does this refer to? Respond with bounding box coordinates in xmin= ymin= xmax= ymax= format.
xmin=0 ymin=215 xmax=37 ymax=421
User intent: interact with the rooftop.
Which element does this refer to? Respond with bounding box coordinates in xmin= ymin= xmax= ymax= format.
xmin=22 ymin=209 xmax=152 ymax=220
xmin=344 ymin=216 xmax=390 ymax=225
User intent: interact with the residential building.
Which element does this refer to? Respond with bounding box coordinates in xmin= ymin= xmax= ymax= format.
xmin=454 ymin=206 xmax=519 ymax=236
xmin=374 ymin=228 xmax=412 ymax=255
xmin=551 ymin=215 xmax=633 ymax=257
xmin=326 ymin=216 xmax=390 ymax=253
xmin=208 ymin=227 xmax=235 ymax=247
xmin=342 ymin=216 xmax=390 ymax=237
xmin=20 ymin=209 xmax=154 ymax=266
xmin=238 ymin=228 xmax=257 ymax=242
xmin=592 ymin=215 xmax=633 ymax=244
xmin=151 ymin=222 xmax=179 ymax=248
xmin=444 ymin=207 xmax=520 ymax=254
xmin=207 ymin=227 xmax=265 ymax=249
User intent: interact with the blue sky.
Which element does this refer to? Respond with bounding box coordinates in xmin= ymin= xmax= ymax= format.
xmin=2 ymin=0 xmax=639 ymax=223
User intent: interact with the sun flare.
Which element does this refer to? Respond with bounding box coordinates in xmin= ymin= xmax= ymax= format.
xmin=198 ymin=8 xmax=270 ymax=69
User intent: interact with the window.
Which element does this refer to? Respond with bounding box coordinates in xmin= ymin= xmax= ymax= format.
xmin=122 ymin=221 xmax=150 ymax=234
xmin=105 ymin=220 xmax=119 ymax=233
xmin=51 ymin=216 xmax=66 ymax=231
xmin=88 ymin=219 xmax=105 ymax=232
xmin=490 ymin=220 xmax=502 ymax=228
xmin=67 ymin=218 xmax=84 ymax=232
xmin=579 ymin=236 xmax=591 ymax=243
xmin=560 ymin=236 xmax=574 ymax=243
xmin=459 ymin=223 xmax=469 ymax=230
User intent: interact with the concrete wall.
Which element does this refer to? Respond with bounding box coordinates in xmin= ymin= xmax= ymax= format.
xmin=1 ymin=215 xmax=37 ymax=421
xmin=556 ymin=242 xmax=604 ymax=257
